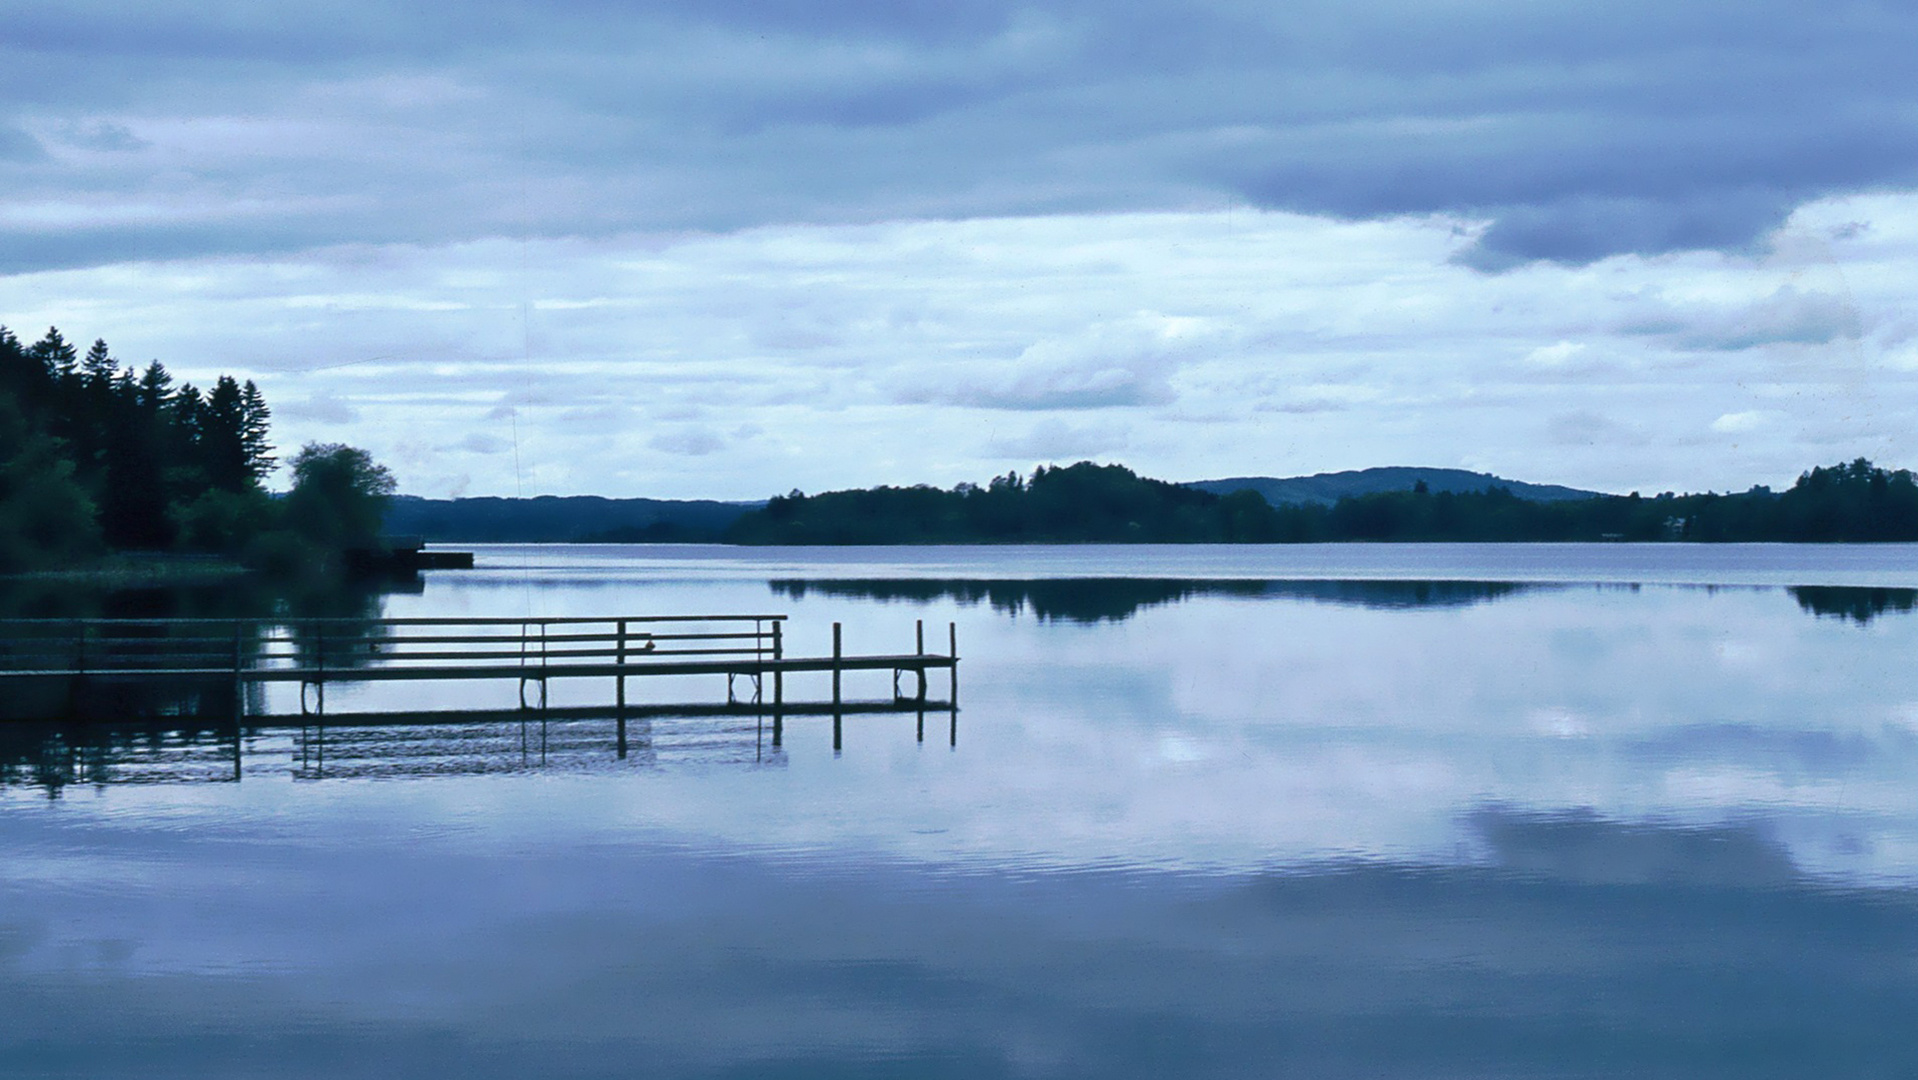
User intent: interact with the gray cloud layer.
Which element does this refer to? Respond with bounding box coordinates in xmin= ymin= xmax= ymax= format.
xmin=6 ymin=1 xmax=1917 ymax=272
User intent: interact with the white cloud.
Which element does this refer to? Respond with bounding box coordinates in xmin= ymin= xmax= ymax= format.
xmin=1711 ymin=411 xmax=1778 ymax=435
xmin=1524 ymin=341 xmax=1585 ymax=368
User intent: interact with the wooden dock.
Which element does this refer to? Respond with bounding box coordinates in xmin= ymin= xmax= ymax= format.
xmin=0 ymin=614 xmax=958 ymax=722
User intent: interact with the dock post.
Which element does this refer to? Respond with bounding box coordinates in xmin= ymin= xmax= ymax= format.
xmin=916 ymin=620 xmax=927 ymax=702
xmin=315 ymin=621 xmax=326 ymax=717
xmin=832 ymin=621 xmax=843 ymax=754
xmin=616 ymin=619 xmax=627 ymax=713
xmin=772 ymin=620 xmax=783 ymax=707
xmin=948 ymin=622 xmax=958 ymax=707
xmin=232 ymin=621 xmax=246 ymax=720
xmin=615 ymin=618 xmax=630 ymax=756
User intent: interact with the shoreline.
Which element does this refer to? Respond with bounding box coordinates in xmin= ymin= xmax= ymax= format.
xmin=1 ymin=553 xmax=252 ymax=587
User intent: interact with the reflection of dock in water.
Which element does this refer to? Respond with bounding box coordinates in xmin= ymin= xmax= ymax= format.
xmin=2 ymin=698 xmax=956 ymax=794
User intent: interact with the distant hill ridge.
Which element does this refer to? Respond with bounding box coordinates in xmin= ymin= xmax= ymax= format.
xmin=1186 ymin=467 xmax=1605 ymax=507
xmin=389 ymin=468 xmax=1604 ymax=542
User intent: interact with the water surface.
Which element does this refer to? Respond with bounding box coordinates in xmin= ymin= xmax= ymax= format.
xmin=6 ymin=544 xmax=1918 ymax=1077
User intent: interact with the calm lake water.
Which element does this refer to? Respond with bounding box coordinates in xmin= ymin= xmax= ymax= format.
xmin=7 ymin=543 xmax=1918 ymax=1077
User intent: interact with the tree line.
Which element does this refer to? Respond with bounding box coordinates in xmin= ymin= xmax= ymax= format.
xmin=1 ymin=325 xmax=394 ymax=573
xmin=725 ymin=462 xmax=1280 ymax=544
xmin=724 ymin=459 xmax=1918 ymax=544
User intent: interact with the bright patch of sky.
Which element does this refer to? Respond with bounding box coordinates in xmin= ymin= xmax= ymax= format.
xmin=4 ymin=1 xmax=1917 ymax=499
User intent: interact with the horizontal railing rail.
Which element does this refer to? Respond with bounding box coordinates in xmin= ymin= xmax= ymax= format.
xmin=0 ymin=615 xmax=792 ymax=677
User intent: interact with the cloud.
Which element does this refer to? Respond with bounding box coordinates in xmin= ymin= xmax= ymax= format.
xmin=1545 ymin=411 xmax=1641 ymax=447
xmin=277 ymin=392 xmax=360 ymax=425
xmin=984 ymin=418 xmax=1129 ymax=460
xmin=451 ymin=433 xmax=510 ymax=454
xmin=1452 ymin=191 xmax=1803 ymax=272
xmin=649 ymin=427 xmax=726 ymax=456
xmin=1623 ymin=285 xmax=1865 ymax=352
xmin=1523 ymin=341 xmax=1585 ymax=369
xmin=1711 ymin=411 xmax=1778 ymax=435
xmin=5 ymin=0 xmax=1918 ymax=272
xmin=0 ymin=125 xmax=44 ymax=162
xmin=52 ymin=120 xmax=148 ymax=152
xmin=898 ymin=315 xmax=1207 ymax=411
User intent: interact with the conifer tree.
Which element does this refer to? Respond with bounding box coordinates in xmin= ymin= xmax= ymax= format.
xmin=28 ymin=327 xmax=76 ymax=380
xmin=81 ymin=339 xmax=117 ymax=388
xmin=239 ymin=379 xmax=275 ymax=483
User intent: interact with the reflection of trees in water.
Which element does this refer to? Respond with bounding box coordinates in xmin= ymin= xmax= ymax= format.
xmin=1789 ymin=586 xmax=1918 ymax=625
xmin=0 ymin=577 xmax=404 ymax=716
xmin=771 ymin=578 xmax=1541 ymax=623
xmin=775 ymin=579 xmax=1261 ymax=622
xmin=0 ymin=722 xmax=242 ymax=797
xmin=1468 ymin=805 xmax=1800 ymax=888
xmin=0 ymin=714 xmax=786 ymax=794
xmin=0 ymin=569 xmax=413 ymax=623
xmin=779 ymin=578 xmax=1918 ymax=625
xmin=277 ymin=585 xmax=393 ymax=672
xmin=1261 ymin=579 xmax=1537 ymax=610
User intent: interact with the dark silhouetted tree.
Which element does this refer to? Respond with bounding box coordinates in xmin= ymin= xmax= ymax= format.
xmin=282 ymin=442 xmax=397 ymax=549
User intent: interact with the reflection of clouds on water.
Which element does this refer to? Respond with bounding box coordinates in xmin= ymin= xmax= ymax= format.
xmin=12 ymin=558 xmax=1918 ymax=887
xmin=4 ymin=805 xmax=1918 ymax=1078
xmin=12 ymin=581 xmax=1918 ymax=884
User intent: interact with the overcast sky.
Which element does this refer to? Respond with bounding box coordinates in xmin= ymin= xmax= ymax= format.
xmin=4 ymin=1 xmax=1917 ymax=499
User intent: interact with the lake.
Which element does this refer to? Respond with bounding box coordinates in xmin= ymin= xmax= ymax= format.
xmin=5 ymin=543 xmax=1918 ymax=1077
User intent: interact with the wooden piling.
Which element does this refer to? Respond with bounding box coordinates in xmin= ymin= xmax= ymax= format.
xmin=915 ymin=620 xmax=927 ymax=702
xmin=772 ymin=620 xmax=784 ymax=707
xmin=616 ymin=618 xmax=627 ymax=712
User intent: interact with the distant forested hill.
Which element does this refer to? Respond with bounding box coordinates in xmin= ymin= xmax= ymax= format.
xmin=722 ymin=459 xmax=1918 ymax=544
xmin=387 ymin=458 xmax=1918 ymax=546
xmin=384 ymin=495 xmax=756 ymax=543
xmin=1188 ymin=467 xmax=1603 ymax=506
